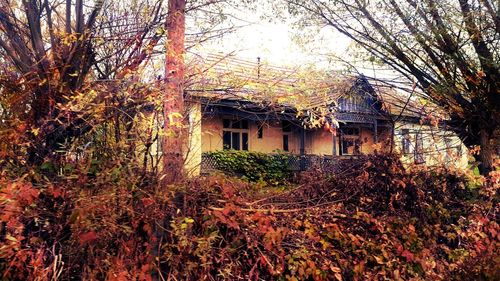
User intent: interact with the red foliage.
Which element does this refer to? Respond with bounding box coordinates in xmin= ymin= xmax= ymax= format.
xmin=0 ymin=154 xmax=498 ymax=280
xmin=79 ymin=231 xmax=98 ymax=245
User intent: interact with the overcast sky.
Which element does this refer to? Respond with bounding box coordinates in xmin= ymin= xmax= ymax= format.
xmin=188 ymin=4 xmax=404 ymax=84
xmin=196 ymin=6 xmax=353 ymax=69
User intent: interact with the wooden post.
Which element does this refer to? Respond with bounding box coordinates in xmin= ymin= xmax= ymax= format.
xmin=338 ymin=129 xmax=343 ymax=156
xmin=300 ymin=127 xmax=306 ymax=171
xmin=373 ymin=120 xmax=378 ymax=143
xmin=332 ymin=133 xmax=337 ymax=156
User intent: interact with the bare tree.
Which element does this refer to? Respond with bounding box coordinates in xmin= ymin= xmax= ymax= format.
xmin=286 ymin=0 xmax=499 ymax=173
xmin=0 ymin=0 xmax=167 ymax=164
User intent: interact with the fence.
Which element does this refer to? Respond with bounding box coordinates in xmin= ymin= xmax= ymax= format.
xmin=201 ymin=153 xmax=359 ymax=173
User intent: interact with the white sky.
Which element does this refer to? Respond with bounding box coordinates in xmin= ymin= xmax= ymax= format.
xmin=198 ymin=8 xmax=353 ymax=69
xmin=190 ymin=5 xmax=400 ymax=82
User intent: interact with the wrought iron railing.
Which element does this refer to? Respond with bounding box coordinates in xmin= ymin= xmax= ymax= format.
xmin=201 ymin=153 xmax=359 ymax=172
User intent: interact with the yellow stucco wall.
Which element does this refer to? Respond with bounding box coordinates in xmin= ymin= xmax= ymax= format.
xmin=251 ymin=120 xmax=300 ymax=153
xmin=200 ymin=116 xmax=395 ymax=157
xmin=201 ymin=116 xmax=301 ymax=153
xmin=308 ymin=129 xmax=333 ymax=155
xmin=355 ymin=126 xmax=392 ymax=154
xmin=184 ymin=102 xmax=202 ymax=176
xmin=201 ymin=117 xmax=223 ymax=152
xmin=359 ymin=127 xmax=375 ymax=154
xmin=394 ymin=122 xmax=468 ymax=169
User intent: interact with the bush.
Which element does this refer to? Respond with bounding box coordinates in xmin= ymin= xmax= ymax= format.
xmin=159 ymin=155 xmax=499 ymax=280
xmin=204 ymin=150 xmax=292 ymax=185
xmin=1 ymin=154 xmax=498 ymax=280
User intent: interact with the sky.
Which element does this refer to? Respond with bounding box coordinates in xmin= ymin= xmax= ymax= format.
xmin=189 ymin=4 xmax=400 ymax=83
xmin=197 ymin=5 xmax=353 ymax=69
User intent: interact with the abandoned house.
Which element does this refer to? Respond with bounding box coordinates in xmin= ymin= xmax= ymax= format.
xmin=178 ymin=54 xmax=468 ymax=175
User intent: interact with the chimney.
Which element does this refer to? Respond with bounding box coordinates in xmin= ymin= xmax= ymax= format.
xmin=257 ymin=56 xmax=261 ymax=79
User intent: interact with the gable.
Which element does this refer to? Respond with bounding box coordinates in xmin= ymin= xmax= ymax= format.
xmin=335 ymin=75 xmax=386 ymax=122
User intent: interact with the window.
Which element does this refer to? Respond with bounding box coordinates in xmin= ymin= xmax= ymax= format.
xmin=402 ymin=129 xmax=411 ymax=154
xmin=283 ymin=135 xmax=289 ymax=151
xmin=222 ymin=119 xmax=249 ymax=150
xmin=341 ymin=139 xmax=361 ymax=155
xmin=223 ymin=119 xmax=248 ymax=130
xmin=257 ymin=124 xmax=263 ymax=139
xmin=281 ymin=120 xmax=293 ymax=152
xmin=415 ymin=132 xmax=424 ymax=164
xmin=340 ymin=126 xmax=361 ymax=155
xmin=342 ymin=127 xmax=359 ymax=136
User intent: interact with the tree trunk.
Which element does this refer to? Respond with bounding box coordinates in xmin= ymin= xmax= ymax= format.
xmin=478 ymin=128 xmax=497 ymax=175
xmin=162 ymin=0 xmax=186 ymax=185
xmin=154 ymin=2 xmax=187 ymax=278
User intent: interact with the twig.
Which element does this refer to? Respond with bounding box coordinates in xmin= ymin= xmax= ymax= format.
xmin=209 ymin=204 xmax=348 ymax=215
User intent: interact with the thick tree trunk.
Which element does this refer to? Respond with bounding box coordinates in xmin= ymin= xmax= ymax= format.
xmin=162 ymin=0 xmax=186 ymax=185
xmin=478 ymin=128 xmax=497 ymax=175
xmin=449 ymin=109 xmax=498 ymax=176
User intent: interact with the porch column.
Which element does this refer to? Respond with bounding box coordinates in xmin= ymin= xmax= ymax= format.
xmin=184 ymin=101 xmax=202 ymax=176
xmin=332 ymin=133 xmax=337 ymax=156
xmin=300 ymin=127 xmax=306 ymax=170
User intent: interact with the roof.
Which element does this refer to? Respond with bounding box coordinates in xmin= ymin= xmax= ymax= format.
xmin=185 ymin=53 xmax=351 ymax=110
xmin=185 ymin=53 xmax=443 ymax=124
xmin=375 ymin=86 xmax=446 ymax=121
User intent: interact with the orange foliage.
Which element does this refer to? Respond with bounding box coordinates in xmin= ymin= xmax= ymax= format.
xmin=0 ymin=155 xmax=498 ymax=280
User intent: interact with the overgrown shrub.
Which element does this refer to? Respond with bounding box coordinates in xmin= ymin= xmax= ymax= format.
xmin=1 ymin=154 xmax=498 ymax=280
xmin=0 ymin=157 xmax=164 ymax=280
xmin=158 ymin=155 xmax=499 ymax=280
xmin=204 ymin=150 xmax=292 ymax=185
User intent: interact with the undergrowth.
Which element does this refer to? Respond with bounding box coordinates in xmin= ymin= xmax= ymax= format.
xmin=0 ymin=154 xmax=498 ymax=280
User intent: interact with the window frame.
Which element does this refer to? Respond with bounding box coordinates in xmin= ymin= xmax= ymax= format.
xmin=339 ymin=126 xmax=361 ymax=155
xmin=222 ymin=118 xmax=249 ymax=151
xmin=414 ymin=132 xmax=425 ymax=164
xmin=401 ymin=129 xmax=412 ymax=155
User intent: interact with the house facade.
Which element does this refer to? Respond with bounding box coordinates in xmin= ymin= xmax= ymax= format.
xmin=198 ymin=78 xmax=392 ymax=157
xmin=181 ymin=55 xmax=468 ymax=175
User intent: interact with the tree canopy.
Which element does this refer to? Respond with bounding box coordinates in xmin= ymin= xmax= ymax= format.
xmin=286 ymin=0 xmax=499 ymax=173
